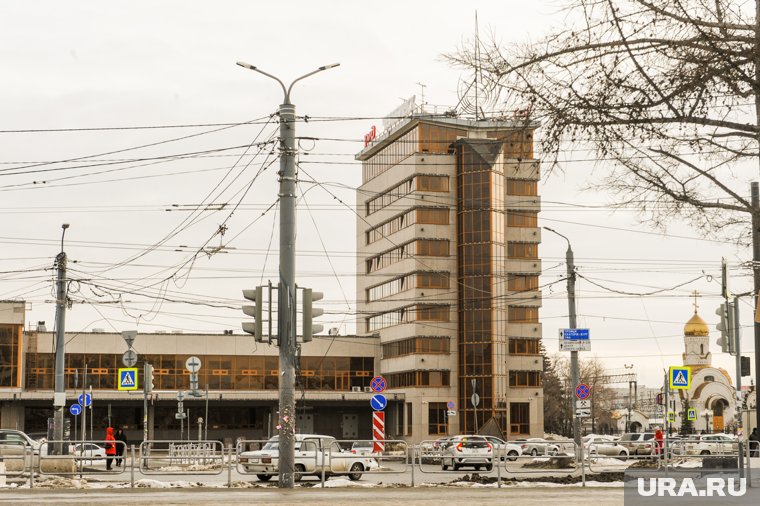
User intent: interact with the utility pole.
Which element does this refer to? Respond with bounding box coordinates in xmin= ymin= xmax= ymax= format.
xmin=752 ymin=182 xmax=760 ymax=434
xmin=544 ymin=227 xmax=580 ymax=447
xmin=236 ymin=60 xmax=339 ymax=489
xmin=52 ymin=223 xmax=70 ymax=454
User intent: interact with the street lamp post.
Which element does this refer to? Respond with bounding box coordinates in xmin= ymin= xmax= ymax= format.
xmin=236 ymin=61 xmax=339 ymax=489
xmin=52 ymin=223 xmax=70 ymax=454
xmin=544 ymin=227 xmax=580 ymax=447
xmin=704 ymin=409 xmax=713 ymax=433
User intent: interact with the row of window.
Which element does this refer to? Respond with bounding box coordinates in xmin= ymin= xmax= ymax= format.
xmin=365 ymin=207 xmax=449 ymax=244
xmin=507 ymin=274 xmax=539 ymax=292
xmin=506 ymin=179 xmax=538 ymax=196
xmin=362 ymin=127 xmax=419 ymax=182
xmin=507 ymin=243 xmax=538 ymax=259
xmin=509 ymin=370 xmax=542 ymax=387
xmin=366 ymin=239 xmax=449 ymax=273
xmin=367 ymin=304 xmax=450 ymax=332
xmin=508 ymin=306 xmax=539 ymax=323
xmin=386 ymin=369 xmax=450 ymax=389
xmin=508 ymin=338 xmax=541 ymax=355
xmin=365 ymin=174 xmax=449 ymax=216
xmin=367 ymin=271 xmax=449 ymax=302
xmin=382 ymin=336 xmax=451 ymax=359
xmin=506 ymin=211 xmax=538 ymax=228
xmin=0 ymin=324 xmax=21 ymax=388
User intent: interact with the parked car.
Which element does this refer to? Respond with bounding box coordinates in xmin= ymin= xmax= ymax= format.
xmin=0 ymin=429 xmax=45 ymax=470
xmin=350 ymin=440 xmax=376 ymax=456
xmin=440 ymin=435 xmax=494 ymax=471
xmin=618 ymin=432 xmax=656 ymax=455
xmin=583 ymin=435 xmax=629 ymax=459
xmin=69 ymin=443 xmax=107 ymax=460
xmin=682 ymin=434 xmax=738 ymax=456
xmin=482 ymin=436 xmax=522 ymax=461
xmin=514 ymin=438 xmax=563 ymax=456
xmin=238 ymin=434 xmax=378 ymax=482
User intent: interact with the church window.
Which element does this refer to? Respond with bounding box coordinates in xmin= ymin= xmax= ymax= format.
xmin=704 ymin=375 xmax=714 ymax=382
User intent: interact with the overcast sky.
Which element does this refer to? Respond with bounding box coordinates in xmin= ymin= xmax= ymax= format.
xmin=0 ymin=1 xmax=754 ymax=389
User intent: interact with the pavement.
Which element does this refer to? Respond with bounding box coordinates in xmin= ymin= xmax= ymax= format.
xmin=0 ymin=486 xmax=626 ymax=506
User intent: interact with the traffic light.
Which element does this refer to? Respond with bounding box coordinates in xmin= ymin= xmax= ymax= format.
xmin=242 ymin=287 xmax=264 ymax=342
xmin=144 ymin=363 xmax=154 ymax=394
xmin=741 ymin=356 xmax=751 ymax=377
xmin=715 ymin=303 xmax=734 ymax=354
xmin=302 ymin=288 xmax=324 ymax=343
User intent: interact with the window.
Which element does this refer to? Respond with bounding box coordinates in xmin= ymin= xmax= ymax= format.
xmin=382 ymin=336 xmax=451 ymax=358
xmin=406 ymin=403 xmax=413 ymax=436
xmin=366 ymin=239 xmax=450 ymax=273
xmin=386 ymin=370 xmax=451 ymax=388
xmin=506 ymin=211 xmax=538 ymax=228
xmin=508 ymin=306 xmax=539 ymax=323
xmin=365 ymin=207 xmax=449 ymax=245
xmin=416 ymin=207 xmax=449 ymax=225
xmin=508 ymin=274 xmax=539 ymax=291
xmin=506 ymin=179 xmax=538 ymax=196
xmin=367 ymin=304 xmax=450 ymax=332
xmin=509 ymin=370 xmax=542 ymax=387
xmin=0 ymin=324 xmax=21 ymax=387
xmin=507 ymin=243 xmax=538 ymax=259
xmin=508 ymin=339 xmax=540 ymax=355
xmin=417 ymin=175 xmax=449 ymax=192
xmin=510 ymin=402 xmax=530 ymax=435
xmin=367 ymin=271 xmax=449 ymax=302
xmin=362 ymin=127 xmax=419 ymax=183
xmin=428 ymin=402 xmax=448 ymax=435
xmin=416 ymin=239 xmax=449 ymax=257
xmin=417 ymin=272 xmax=449 ymax=289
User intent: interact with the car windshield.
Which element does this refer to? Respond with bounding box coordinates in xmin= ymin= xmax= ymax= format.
xmin=262 ymin=441 xmax=279 ymax=450
xmin=353 ymin=442 xmax=373 ymax=448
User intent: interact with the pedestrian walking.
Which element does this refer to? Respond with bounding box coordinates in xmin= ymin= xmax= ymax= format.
xmin=654 ymin=427 xmax=664 ymax=459
xmin=750 ymin=428 xmax=759 ymax=458
xmin=115 ymin=428 xmax=128 ymax=467
xmin=105 ymin=426 xmax=117 ymax=470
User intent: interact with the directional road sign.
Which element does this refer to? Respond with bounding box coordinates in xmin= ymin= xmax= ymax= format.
xmin=122 ymin=349 xmax=138 ymax=367
xmin=669 ymin=366 xmax=691 ymax=390
xmin=370 ymin=376 xmax=387 ymax=393
xmin=185 ymin=356 xmax=202 ymax=373
xmin=559 ymin=328 xmax=591 ymax=351
xmin=78 ymin=393 xmax=92 ymax=407
xmin=69 ymin=404 xmax=82 ymax=416
xmin=370 ymin=394 xmax=387 ymax=411
xmin=447 ymin=400 xmax=456 ymax=410
xmin=575 ymin=383 xmax=591 ymax=400
xmin=118 ymin=368 xmax=138 ymax=391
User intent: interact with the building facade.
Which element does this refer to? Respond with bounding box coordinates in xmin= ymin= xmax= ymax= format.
xmin=356 ymin=115 xmax=544 ymax=442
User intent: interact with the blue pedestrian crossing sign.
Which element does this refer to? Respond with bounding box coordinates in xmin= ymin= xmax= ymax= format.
xmin=118 ymin=368 xmax=139 ymax=391
xmin=669 ymin=366 xmax=691 ymax=390
xmin=69 ymin=404 xmax=82 ymax=416
xmin=687 ymin=408 xmax=697 ymax=421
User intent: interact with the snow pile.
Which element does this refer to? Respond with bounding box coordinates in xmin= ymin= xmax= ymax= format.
xmin=321 ymin=477 xmax=378 ymax=488
xmin=587 ymin=457 xmax=632 ymax=467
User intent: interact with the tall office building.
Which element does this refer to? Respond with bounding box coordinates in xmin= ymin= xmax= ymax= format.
xmin=357 ymin=114 xmax=544 ymax=442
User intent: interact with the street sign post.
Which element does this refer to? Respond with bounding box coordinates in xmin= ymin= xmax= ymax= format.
xmin=559 ymin=328 xmax=591 ymax=351
xmin=370 ymin=394 xmax=387 ymax=411
xmin=575 ymin=383 xmax=591 ymax=400
xmin=122 ymin=349 xmax=138 ymax=368
xmin=69 ymin=404 xmax=82 ymax=416
xmin=447 ymin=400 xmax=456 ymax=410
xmin=370 ymin=376 xmax=387 ymax=393
xmin=78 ymin=393 xmax=92 ymax=407
xmin=185 ymin=356 xmax=202 ymax=374
xmin=121 ymin=330 xmax=137 ymax=348
xmin=669 ymin=366 xmax=691 ymax=390
xmin=117 ymin=368 xmax=138 ymax=391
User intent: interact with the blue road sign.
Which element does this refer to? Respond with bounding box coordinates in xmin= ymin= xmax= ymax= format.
xmin=69 ymin=404 xmax=82 ymax=416
xmin=562 ymin=328 xmax=590 ymax=340
xmin=118 ymin=368 xmax=138 ymax=391
xmin=78 ymin=393 xmax=92 ymax=407
xmin=575 ymin=383 xmax=591 ymax=400
xmin=370 ymin=393 xmax=387 ymax=411
xmin=669 ymin=366 xmax=691 ymax=390
xmin=447 ymin=400 xmax=456 ymax=410
xmin=370 ymin=376 xmax=387 ymax=393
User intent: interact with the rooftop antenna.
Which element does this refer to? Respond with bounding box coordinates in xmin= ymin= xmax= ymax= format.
xmin=416 ymin=82 xmax=427 ymax=110
xmin=455 ymin=11 xmax=494 ymax=119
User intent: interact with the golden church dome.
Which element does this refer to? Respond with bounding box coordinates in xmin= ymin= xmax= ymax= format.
xmin=684 ymin=312 xmax=709 ymax=337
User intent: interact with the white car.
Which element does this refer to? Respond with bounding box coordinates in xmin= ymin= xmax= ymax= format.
xmin=583 ymin=435 xmax=629 ymax=459
xmin=683 ymin=434 xmax=738 ymax=456
xmin=482 ymin=436 xmax=522 ymax=461
xmin=238 ymin=434 xmax=378 ymax=482
xmin=516 ymin=438 xmax=565 ymax=456
xmin=350 ymin=440 xmax=377 ymax=456
xmin=70 ymin=443 xmax=107 ymax=460
xmin=440 ymin=435 xmax=494 ymax=471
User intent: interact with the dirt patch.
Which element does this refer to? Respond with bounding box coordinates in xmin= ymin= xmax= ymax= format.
xmin=452 ymin=472 xmax=624 ymax=486
xmin=522 ymin=458 xmax=577 ymax=469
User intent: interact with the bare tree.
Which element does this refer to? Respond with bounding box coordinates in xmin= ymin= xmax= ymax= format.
xmin=448 ymin=0 xmax=759 ymax=242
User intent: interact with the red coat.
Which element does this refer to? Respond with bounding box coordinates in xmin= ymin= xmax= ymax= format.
xmin=105 ymin=427 xmax=117 ymax=456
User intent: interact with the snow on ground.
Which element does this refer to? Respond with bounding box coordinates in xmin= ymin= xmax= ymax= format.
xmin=586 ymin=458 xmax=633 ymax=467
xmin=321 ymin=477 xmax=379 ymax=488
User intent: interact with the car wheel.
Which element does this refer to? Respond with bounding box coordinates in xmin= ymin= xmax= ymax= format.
xmin=257 ymin=474 xmax=272 ymax=482
xmin=507 ymin=450 xmax=518 ymax=462
xmin=452 ymin=463 xmax=460 ymax=471
xmin=618 ymin=451 xmax=628 ymax=461
xmin=441 ymin=461 xmax=449 ymax=471
xmin=531 ymin=449 xmax=538 ymax=456
xmin=348 ymin=462 xmax=364 ymax=481
xmin=485 ymin=463 xmax=493 ymax=471
xmin=549 ymin=448 xmax=558 ymax=456
xmin=294 ymin=464 xmax=306 ymax=482
xmin=700 ymin=450 xmax=711 ymax=456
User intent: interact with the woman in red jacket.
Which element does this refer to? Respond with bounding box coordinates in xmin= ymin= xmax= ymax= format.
xmin=105 ymin=426 xmax=117 ymax=470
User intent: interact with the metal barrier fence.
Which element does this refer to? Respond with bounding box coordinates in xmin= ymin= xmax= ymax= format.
xmin=0 ymin=440 xmax=33 ymax=478
xmin=39 ymin=440 xmax=127 ymax=476
xmin=235 ymin=438 xmax=409 ymax=487
xmin=139 ymin=440 xmax=226 ymax=475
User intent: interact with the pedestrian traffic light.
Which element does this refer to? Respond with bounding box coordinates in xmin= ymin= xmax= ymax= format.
xmin=302 ymin=288 xmax=324 ymax=343
xmin=144 ymin=363 xmax=154 ymax=394
xmin=242 ymin=287 xmax=264 ymax=342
